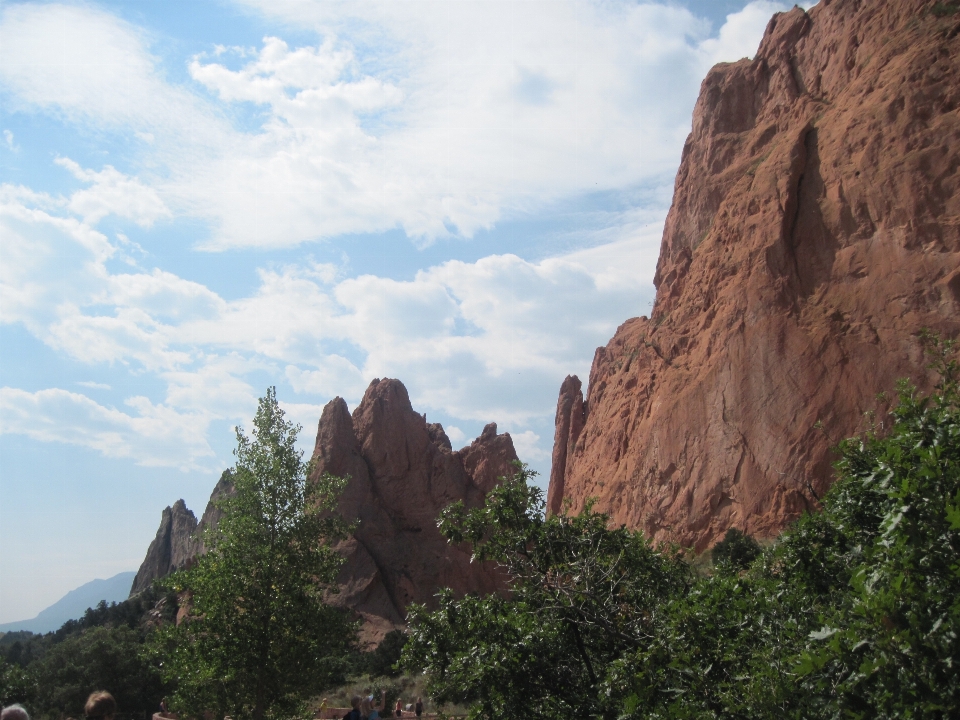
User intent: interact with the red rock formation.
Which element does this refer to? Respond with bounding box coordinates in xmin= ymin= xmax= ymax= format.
xmin=547 ymin=375 xmax=585 ymax=515
xmin=130 ymin=500 xmax=199 ymax=595
xmin=548 ymin=0 xmax=960 ymax=550
xmin=312 ymin=378 xmax=517 ymax=645
xmin=131 ymin=471 xmax=236 ymax=595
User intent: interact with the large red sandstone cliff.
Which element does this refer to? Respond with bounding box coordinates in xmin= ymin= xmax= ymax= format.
xmin=312 ymin=378 xmax=517 ymax=644
xmin=549 ymin=0 xmax=960 ymax=550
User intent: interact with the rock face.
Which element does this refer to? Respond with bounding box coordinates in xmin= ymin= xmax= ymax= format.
xmin=131 ymin=379 xmax=518 ymax=643
xmin=130 ymin=500 xmax=198 ymax=596
xmin=129 ymin=471 xmax=235 ymax=596
xmin=312 ymin=378 xmax=518 ymax=644
xmin=548 ymin=0 xmax=960 ymax=550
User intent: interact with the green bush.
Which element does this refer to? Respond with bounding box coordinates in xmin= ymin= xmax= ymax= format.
xmin=711 ymin=528 xmax=761 ymax=571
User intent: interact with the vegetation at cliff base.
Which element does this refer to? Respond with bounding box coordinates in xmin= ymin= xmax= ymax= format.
xmin=404 ymin=338 xmax=959 ymax=719
xmin=4 ymin=344 xmax=958 ymax=719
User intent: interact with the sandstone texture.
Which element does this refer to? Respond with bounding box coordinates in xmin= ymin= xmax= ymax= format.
xmin=549 ymin=0 xmax=960 ymax=550
xmin=130 ymin=471 xmax=235 ymax=596
xmin=312 ymin=378 xmax=518 ymax=645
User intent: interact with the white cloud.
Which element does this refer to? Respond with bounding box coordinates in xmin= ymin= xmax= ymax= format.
xmin=0 ymin=387 xmax=215 ymax=470
xmin=0 ymin=1 xmax=790 ymax=250
xmin=286 ymin=358 xmax=367 ymax=400
xmin=510 ymin=430 xmax=549 ymax=463
xmin=445 ymin=425 xmax=466 ymax=447
xmin=698 ymin=1 xmax=788 ymax=69
xmin=0 ymin=0 xmax=795 ymax=467
xmin=0 ymin=4 xmax=222 ymax=147
xmin=1 ymin=181 xmax=656 ymax=463
xmin=56 ymin=158 xmax=170 ymax=227
xmin=3 ymin=130 xmax=17 ymax=152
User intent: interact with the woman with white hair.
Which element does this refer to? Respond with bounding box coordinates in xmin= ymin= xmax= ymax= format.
xmin=0 ymin=704 xmax=30 ymax=720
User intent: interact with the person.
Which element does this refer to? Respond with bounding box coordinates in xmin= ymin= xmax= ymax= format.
xmin=367 ymin=690 xmax=386 ymax=720
xmin=0 ymin=704 xmax=30 ymax=720
xmin=319 ymin=698 xmax=328 ymax=718
xmin=84 ymin=692 xmax=116 ymax=720
xmin=394 ymin=698 xmax=403 ymax=717
xmin=342 ymin=695 xmax=362 ymax=720
xmin=414 ymin=697 xmax=423 ymax=718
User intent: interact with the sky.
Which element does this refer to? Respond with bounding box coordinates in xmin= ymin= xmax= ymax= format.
xmin=0 ymin=0 xmax=801 ymax=624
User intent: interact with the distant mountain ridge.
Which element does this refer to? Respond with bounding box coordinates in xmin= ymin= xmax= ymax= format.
xmin=0 ymin=571 xmax=136 ymax=634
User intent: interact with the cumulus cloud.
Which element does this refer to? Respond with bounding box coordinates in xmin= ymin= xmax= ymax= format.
xmin=56 ymin=158 xmax=170 ymax=227
xmin=698 ymin=0 xmax=788 ymax=68
xmin=0 ymin=182 xmax=657 ymax=464
xmin=0 ymin=387 xmax=215 ymax=470
xmin=0 ymin=0 xmax=794 ymax=467
xmin=0 ymin=1 xmax=791 ymax=250
xmin=511 ymin=430 xmax=549 ymax=464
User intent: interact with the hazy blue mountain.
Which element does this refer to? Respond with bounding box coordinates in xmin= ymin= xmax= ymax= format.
xmin=0 ymin=571 xmax=136 ymax=634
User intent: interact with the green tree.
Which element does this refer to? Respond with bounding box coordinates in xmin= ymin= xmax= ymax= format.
xmin=711 ymin=528 xmax=761 ymax=572
xmin=791 ymin=336 xmax=960 ymax=717
xmin=31 ymin=625 xmax=164 ymax=719
xmin=364 ymin=629 xmax=407 ymax=678
xmin=152 ymin=387 xmax=356 ymax=720
xmin=0 ymin=657 xmax=37 ymax=708
xmin=403 ymin=465 xmax=690 ymax=718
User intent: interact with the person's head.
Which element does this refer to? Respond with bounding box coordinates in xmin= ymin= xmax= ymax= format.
xmin=1 ymin=704 xmax=30 ymax=720
xmin=84 ymin=692 xmax=116 ymax=720
xmin=360 ymin=697 xmax=373 ymax=714
xmin=351 ymin=695 xmax=361 ymax=710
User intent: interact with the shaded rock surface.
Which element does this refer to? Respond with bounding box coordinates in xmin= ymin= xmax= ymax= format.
xmin=548 ymin=0 xmax=960 ymax=551
xmin=129 ymin=471 xmax=235 ymax=596
xmin=312 ymin=378 xmax=518 ymax=645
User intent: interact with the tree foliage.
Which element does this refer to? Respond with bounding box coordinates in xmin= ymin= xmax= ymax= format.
xmin=404 ymin=467 xmax=690 ymax=718
xmin=711 ymin=528 xmax=761 ymax=571
xmin=31 ymin=626 xmax=165 ymax=718
xmin=0 ymin=585 xmax=176 ymax=718
xmin=405 ymin=336 xmax=960 ymax=719
xmin=151 ymin=387 xmax=356 ymax=720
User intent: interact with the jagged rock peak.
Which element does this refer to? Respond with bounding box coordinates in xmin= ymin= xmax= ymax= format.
xmin=129 ymin=470 xmax=235 ymax=597
xmin=129 ymin=500 xmax=198 ymax=596
xmin=312 ymin=377 xmax=518 ymax=645
xmin=549 ymin=0 xmax=960 ymax=551
xmin=131 ymin=378 xmax=519 ymax=644
xmin=547 ymin=375 xmax=586 ymax=517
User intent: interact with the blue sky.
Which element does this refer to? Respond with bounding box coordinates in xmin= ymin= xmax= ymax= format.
xmin=0 ymin=0 xmax=797 ymax=624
